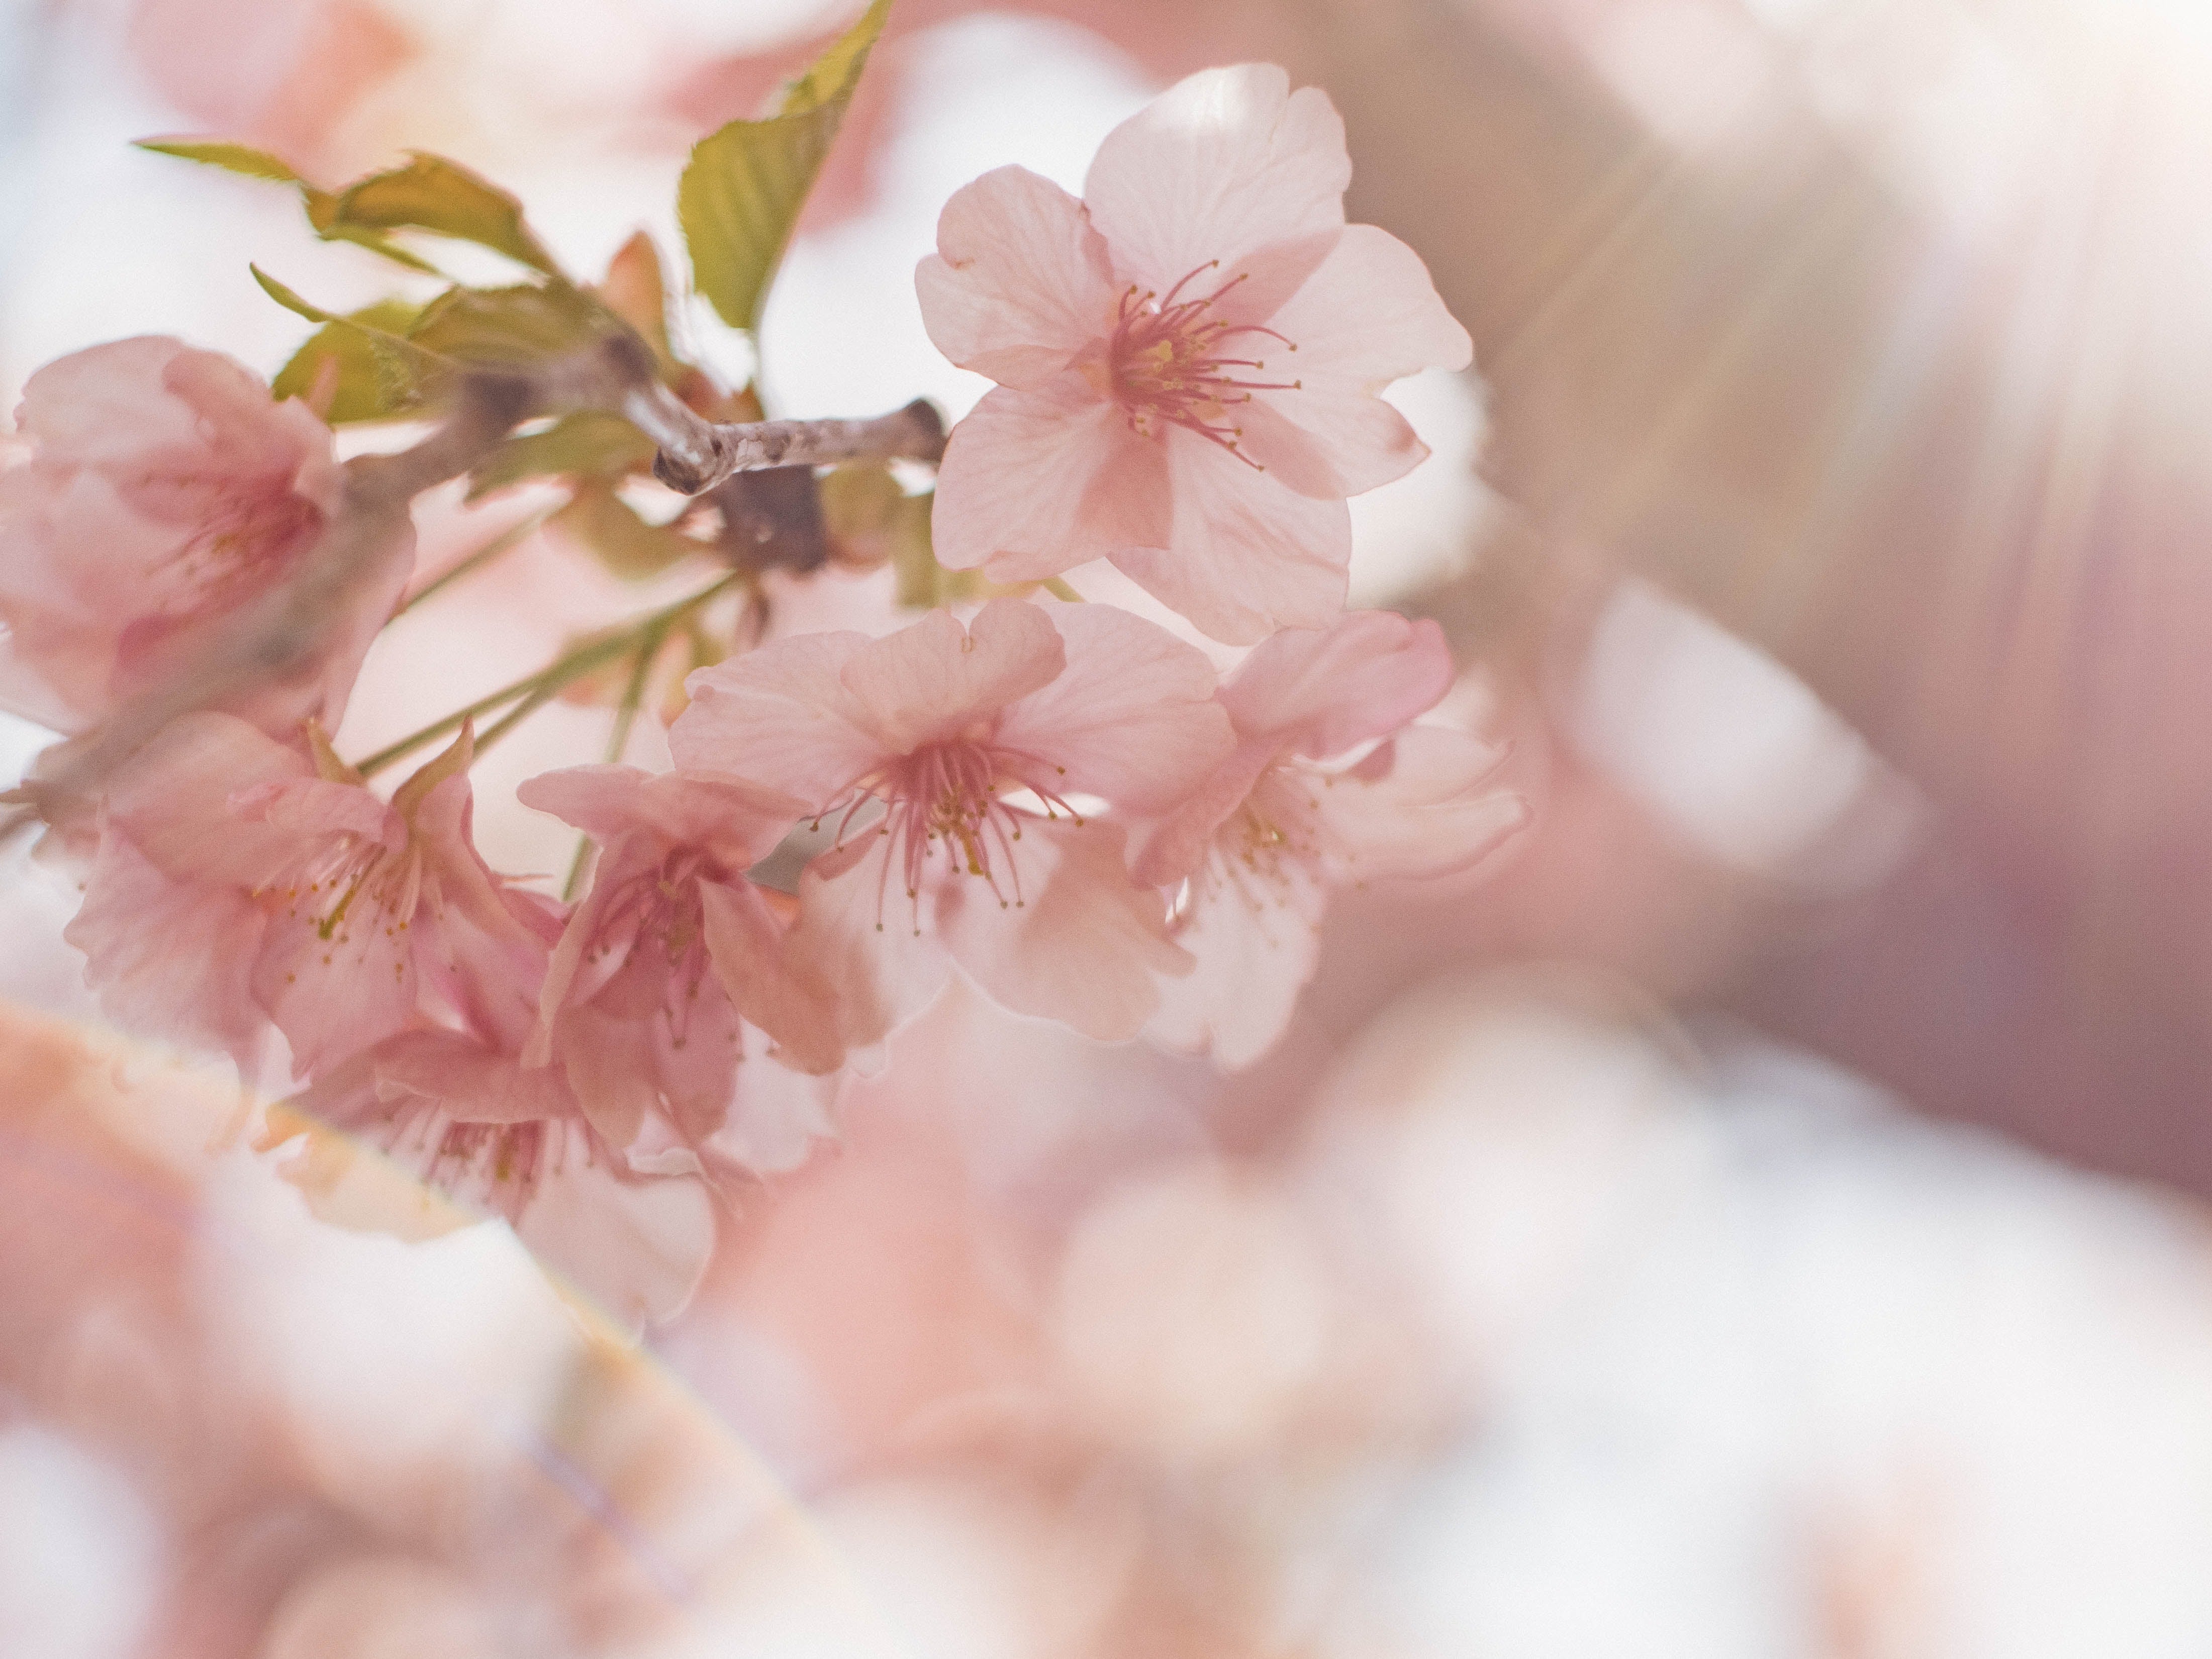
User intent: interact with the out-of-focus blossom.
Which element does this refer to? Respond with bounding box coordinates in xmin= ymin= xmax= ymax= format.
xmin=919 ymin=63 xmax=1472 ymax=643
xmin=670 ymin=598 xmax=1233 ymax=1046
xmin=65 ymin=714 xmax=550 ymax=1078
xmin=0 ymin=339 xmax=401 ymax=737
xmin=268 ymin=1026 xmax=715 ymax=1330
xmin=1137 ymin=613 xmax=1524 ymax=1067
xmin=517 ymin=764 xmax=841 ymax=1157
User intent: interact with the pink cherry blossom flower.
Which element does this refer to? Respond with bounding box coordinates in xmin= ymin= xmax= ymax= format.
xmin=65 ymin=712 xmax=553 ymax=1078
xmin=916 ymin=63 xmax=1473 ymax=645
xmin=0 ymin=337 xmax=408 ymax=735
xmin=267 ymin=1027 xmax=716 ymax=1332
xmin=1135 ymin=612 xmax=1527 ymax=1068
xmin=516 ymin=763 xmax=844 ymax=1155
xmin=668 ymin=599 xmax=1235 ymax=1048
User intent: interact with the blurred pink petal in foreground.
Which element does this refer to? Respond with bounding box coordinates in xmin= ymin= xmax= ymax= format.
xmin=269 ymin=1026 xmax=715 ymax=1332
xmin=0 ymin=339 xmax=399 ymax=739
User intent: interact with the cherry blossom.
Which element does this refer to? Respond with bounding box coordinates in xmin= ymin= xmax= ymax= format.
xmin=516 ymin=763 xmax=843 ymax=1155
xmin=65 ymin=713 xmax=553 ymax=1078
xmin=1135 ymin=612 xmax=1526 ymax=1068
xmin=0 ymin=337 xmax=406 ymax=735
xmin=917 ymin=63 xmax=1472 ymax=644
xmin=267 ymin=1027 xmax=716 ymax=1332
xmin=668 ymin=598 xmax=1235 ymax=1047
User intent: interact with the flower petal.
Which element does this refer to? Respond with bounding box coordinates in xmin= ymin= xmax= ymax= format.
xmin=937 ymin=817 xmax=1185 ymax=1042
xmin=1289 ymin=728 xmax=1527 ymax=881
xmin=251 ymin=892 xmax=421 ymax=1078
xmin=1108 ymin=430 xmax=1350 ymax=644
xmin=518 ymin=764 xmax=802 ymax=871
xmin=933 ymin=377 xmax=1163 ymax=579
xmin=916 ymin=165 xmax=1117 ymax=388
xmin=1129 ymin=735 xmax=1281 ymax=888
xmin=698 ymin=875 xmax=847 ymax=1076
xmin=839 ymin=600 xmax=1065 ymax=755
xmin=1222 ymin=612 xmax=1456 ymax=754
xmin=1147 ymin=837 xmax=1328 ymax=1069
xmin=785 ymin=832 xmax=953 ymax=1051
xmin=994 ymin=603 xmax=1233 ymax=813
xmin=65 ymin=825 xmax=269 ymax=1071
xmin=101 ymin=710 xmax=318 ymax=886
xmin=516 ymin=1141 xmax=715 ymax=1333
xmin=709 ymin=1052 xmax=838 ymax=1177
xmin=1239 ymin=224 xmax=1474 ymax=498
xmin=672 ymin=630 xmax=884 ymax=810
xmin=1084 ymin=65 xmax=1350 ymax=288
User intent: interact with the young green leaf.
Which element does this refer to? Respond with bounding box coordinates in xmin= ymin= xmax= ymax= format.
xmin=407 ymin=282 xmax=615 ymax=366
xmin=137 ymin=137 xmax=444 ymax=273
xmin=271 ymin=299 xmax=430 ymax=424
xmin=136 ymin=137 xmax=304 ymax=183
xmin=252 ymin=266 xmax=445 ymax=419
xmin=677 ymin=0 xmax=892 ymax=333
xmin=332 ymin=154 xmax=563 ymax=278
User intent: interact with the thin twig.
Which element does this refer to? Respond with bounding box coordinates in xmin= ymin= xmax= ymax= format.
xmin=629 ymin=384 xmax=946 ymax=496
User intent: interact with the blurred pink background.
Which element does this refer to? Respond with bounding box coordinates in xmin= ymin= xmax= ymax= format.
xmin=7 ymin=0 xmax=2212 ymax=1653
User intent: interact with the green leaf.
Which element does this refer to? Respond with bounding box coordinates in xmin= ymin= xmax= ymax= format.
xmin=272 ymin=299 xmax=430 ymax=424
xmin=553 ymin=484 xmax=703 ymax=579
xmin=252 ymin=266 xmax=445 ymax=419
xmin=332 ymin=153 xmax=562 ymax=278
xmin=407 ymin=282 xmax=613 ymax=367
xmin=136 ymin=137 xmax=304 ymax=183
xmin=468 ymin=412 xmax=657 ymax=501
xmin=677 ymin=0 xmax=891 ymax=332
xmin=139 ymin=137 xmax=443 ymax=273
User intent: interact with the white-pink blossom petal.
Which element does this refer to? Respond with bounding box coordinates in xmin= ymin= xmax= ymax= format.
xmin=931 ymin=378 xmax=1161 ymax=579
xmin=994 ymin=603 xmax=1233 ymax=813
xmin=1083 ymin=64 xmax=1350 ymax=288
xmin=915 ymin=165 xmax=1118 ymax=388
xmin=936 ymin=818 xmax=1188 ymax=1042
xmin=1107 ymin=434 xmax=1351 ymax=644
xmin=672 ymin=631 xmax=883 ymax=811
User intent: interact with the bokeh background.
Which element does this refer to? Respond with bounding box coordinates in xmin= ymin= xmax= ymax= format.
xmin=7 ymin=0 xmax=2212 ymax=1653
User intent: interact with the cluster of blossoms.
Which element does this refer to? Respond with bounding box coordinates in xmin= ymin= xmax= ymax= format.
xmin=0 ymin=57 xmax=1522 ymax=1325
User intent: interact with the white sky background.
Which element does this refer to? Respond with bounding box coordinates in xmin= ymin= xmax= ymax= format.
xmin=2 ymin=5 xmax=2212 ymax=1655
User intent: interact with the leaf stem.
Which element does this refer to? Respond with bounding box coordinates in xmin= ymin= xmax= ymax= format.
xmin=354 ymin=572 xmax=740 ymax=778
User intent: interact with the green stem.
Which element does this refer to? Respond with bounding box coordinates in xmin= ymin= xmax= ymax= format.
xmin=354 ymin=572 xmax=741 ymax=779
xmin=1041 ymin=575 xmax=1086 ymax=603
xmin=471 ymin=683 xmax=560 ymax=756
xmin=394 ymin=508 xmax=555 ymax=618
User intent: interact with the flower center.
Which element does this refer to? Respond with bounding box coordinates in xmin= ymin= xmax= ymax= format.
xmin=1105 ymin=262 xmax=1300 ymax=465
xmin=262 ymin=831 xmax=421 ymax=949
xmin=590 ymin=849 xmax=721 ymax=1047
xmin=823 ymin=740 xmax=1084 ymax=933
xmin=158 ymin=481 xmax=324 ymax=617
